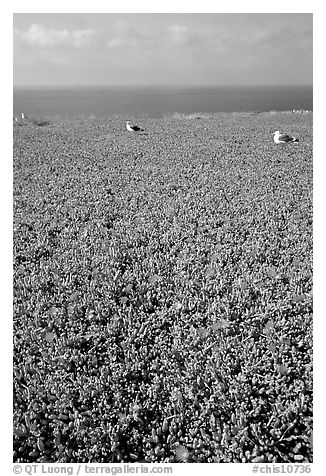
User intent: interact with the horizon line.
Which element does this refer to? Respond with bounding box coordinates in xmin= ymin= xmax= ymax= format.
xmin=13 ymin=83 xmax=313 ymax=89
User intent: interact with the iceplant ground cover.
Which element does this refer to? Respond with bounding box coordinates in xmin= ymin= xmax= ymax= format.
xmin=13 ymin=112 xmax=312 ymax=463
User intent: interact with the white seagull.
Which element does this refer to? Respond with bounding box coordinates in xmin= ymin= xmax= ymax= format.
xmin=21 ymin=113 xmax=25 ymax=120
xmin=273 ymin=130 xmax=299 ymax=144
xmin=126 ymin=120 xmax=143 ymax=132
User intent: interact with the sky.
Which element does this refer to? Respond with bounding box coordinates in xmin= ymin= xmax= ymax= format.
xmin=13 ymin=13 xmax=313 ymax=87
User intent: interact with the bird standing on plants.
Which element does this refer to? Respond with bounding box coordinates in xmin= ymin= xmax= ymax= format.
xmin=126 ymin=120 xmax=143 ymax=132
xmin=273 ymin=130 xmax=299 ymax=144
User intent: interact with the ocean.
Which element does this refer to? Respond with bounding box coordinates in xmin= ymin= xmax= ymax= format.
xmin=13 ymin=86 xmax=313 ymax=119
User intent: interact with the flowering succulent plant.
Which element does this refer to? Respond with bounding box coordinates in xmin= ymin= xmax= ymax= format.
xmin=13 ymin=112 xmax=312 ymax=463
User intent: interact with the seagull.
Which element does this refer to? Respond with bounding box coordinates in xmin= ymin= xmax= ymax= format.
xmin=126 ymin=120 xmax=143 ymax=132
xmin=273 ymin=130 xmax=299 ymax=144
xmin=21 ymin=113 xmax=25 ymax=120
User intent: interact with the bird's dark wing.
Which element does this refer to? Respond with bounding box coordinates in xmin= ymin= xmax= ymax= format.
xmin=278 ymin=134 xmax=293 ymax=142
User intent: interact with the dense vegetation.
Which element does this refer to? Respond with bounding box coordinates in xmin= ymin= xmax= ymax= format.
xmin=13 ymin=112 xmax=313 ymax=463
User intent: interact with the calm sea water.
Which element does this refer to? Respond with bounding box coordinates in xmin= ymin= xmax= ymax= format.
xmin=13 ymin=86 xmax=313 ymax=119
